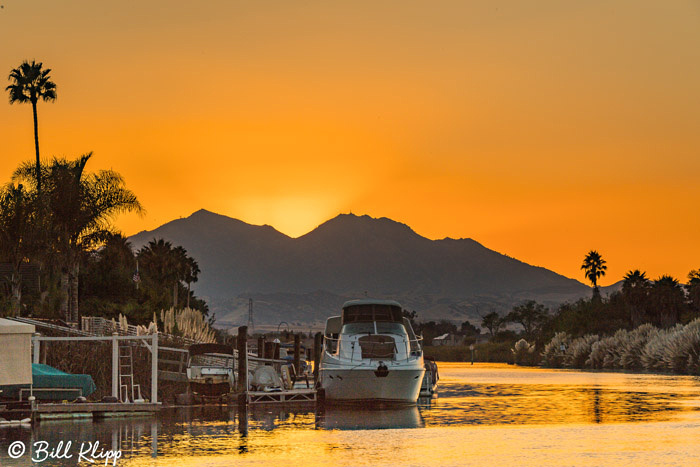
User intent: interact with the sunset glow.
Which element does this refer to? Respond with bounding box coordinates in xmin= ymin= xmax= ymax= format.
xmin=2 ymin=0 xmax=699 ymax=283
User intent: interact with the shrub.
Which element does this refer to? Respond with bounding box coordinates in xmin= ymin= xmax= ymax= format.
xmin=541 ymin=332 xmax=570 ymax=367
xmin=512 ymin=339 xmax=537 ymax=366
xmin=565 ymin=334 xmax=599 ymax=368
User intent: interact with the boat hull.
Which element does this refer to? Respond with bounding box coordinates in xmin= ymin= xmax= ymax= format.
xmin=319 ymin=366 xmax=425 ymax=403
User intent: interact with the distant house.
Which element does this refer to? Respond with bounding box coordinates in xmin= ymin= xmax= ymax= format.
xmin=432 ymin=333 xmax=461 ymax=346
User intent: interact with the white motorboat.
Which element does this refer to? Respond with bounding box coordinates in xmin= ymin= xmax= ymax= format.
xmin=318 ymin=299 xmax=425 ymax=404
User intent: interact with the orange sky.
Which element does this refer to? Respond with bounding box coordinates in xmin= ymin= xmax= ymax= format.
xmin=1 ymin=1 xmax=699 ymax=285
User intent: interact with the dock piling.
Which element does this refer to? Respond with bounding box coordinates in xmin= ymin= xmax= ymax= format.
xmin=257 ymin=336 xmax=265 ymax=358
xmin=313 ymin=332 xmax=322 ymax=384
xmin=264 ymin=342 xmax=274 ymax=362
xmin=151 ymin=333 xmax=158 ymax=404
xmin=111 ymin=333 xmax=119 ymax=399
xmin=237 ymin=326 xmax=248 ymax=394
xmin=293 ymin=334 xmax=301 ymax=377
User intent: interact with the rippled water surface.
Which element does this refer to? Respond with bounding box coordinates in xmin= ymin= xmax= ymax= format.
xmin=2 ymin=363 xmax=699 ymax=466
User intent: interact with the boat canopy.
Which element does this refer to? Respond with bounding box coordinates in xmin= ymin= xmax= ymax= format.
xmin=342 ymin=301 xmax=403 ymax=324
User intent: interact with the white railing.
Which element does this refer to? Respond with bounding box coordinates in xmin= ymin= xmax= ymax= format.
xmin=323 ymin=334 xmax=423 ymax=362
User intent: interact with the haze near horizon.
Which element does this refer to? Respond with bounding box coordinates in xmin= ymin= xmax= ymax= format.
xmin=2 ymin=1 xmax=699 ymax=285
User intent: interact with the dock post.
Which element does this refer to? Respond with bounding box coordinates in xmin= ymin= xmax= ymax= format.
xmin=313 ymin=332 xmax=322 ymax=384
xmin=237 ymin=326 xmax=248 ymax=395
xmin=257 ymin=336 xmax=265 ymax=358
xmin=33 ymin=333 xmax=41 ymax=364
xmin=151 ymin=333 xmax=158 ymax=404
xmin=112 ymin=332 xmax=119 ymax=399
xmin=293 ymin=334 xmax=301 ymax=377
xmin=264 ymin=342 xmax=274 ymax=362
xmin=273 ymin=342 xmax=280 ymax=360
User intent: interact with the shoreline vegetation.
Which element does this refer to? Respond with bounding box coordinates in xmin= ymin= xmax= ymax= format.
xmin=417 ymin=253 xmax=700 ymax=376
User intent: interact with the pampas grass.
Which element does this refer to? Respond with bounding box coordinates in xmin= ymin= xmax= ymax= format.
xmin=565 ymin=334 xmax=599 ymax=368
xmin=543 ymin=318 xmax=700 ymax=375
xmin=541 ymin=332 xmax=570 ymax=368
xmin=160 ymin=307 xmax=216 ymax=343
xmin=512 ymin=339 xmax=536 ymax=365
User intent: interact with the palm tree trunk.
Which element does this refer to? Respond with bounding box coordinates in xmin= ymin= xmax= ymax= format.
xmin=173 ymin=282 xmax=178 ymax=310
xmin=70 ymin=263 xmax=80 ymax=323
xmin=10 ymin=271 xmax=22 ymax=317
xmin=32 ymin=99 xmax=41 ymax=195
xmin=187 ymin=282 xmax=191 ymax=308
xmin=60 ymin=270 xmax=69 ymax=322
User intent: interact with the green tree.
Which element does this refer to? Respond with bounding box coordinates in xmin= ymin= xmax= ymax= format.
xmin=581 ymin=250 xmax=607 ymax=299
xmin=505 ymin=300 xmax=549 ymax=339
xmin=460 ymin=320 xmax=480 ymax=336
xmin=13 ymin=153 xmax=142 ymax=321
xmin=0 ymin=183 xmax=39 ymax=315
xmin=481 ymin=311 xmax=504 ymax=338
xmin=6 ymin=60 xmax=57 ymax=195
xmin=622 ymin=269 xmax=650 ymax=326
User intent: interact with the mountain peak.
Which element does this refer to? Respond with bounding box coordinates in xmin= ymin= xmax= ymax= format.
xmin=304 ymin=212 xmax=423 ymax=240
xmin=190 ymin=208 xmax=216 ymax=217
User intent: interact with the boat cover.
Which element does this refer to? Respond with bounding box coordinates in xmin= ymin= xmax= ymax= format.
xmin=250 ymin=366 xmax=283 ymax=390
xmin=0 ymin=364 xmax=97 ymax=400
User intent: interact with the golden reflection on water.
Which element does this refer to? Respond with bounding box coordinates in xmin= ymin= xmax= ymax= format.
xmin=2 ymin=363 xmax=699 ymax=466
xmin=424 ymin=363 xmax=697 ymax=426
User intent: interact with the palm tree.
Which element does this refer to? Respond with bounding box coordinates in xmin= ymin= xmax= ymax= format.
xmin=687 ymin=269 xmax=700 ymax=315
xmin=581 ymin=250 xmax=607 ymax=298
xmin=138 ymin=239 xmax=181 ymax=309
xmin=0 ymin=183 xmax=39 ymax=316
xmin=650 ymin=275 xmax=686 ymax=328
xmin=6 ymin=61 xmax=57 ymax=195
xmin=183 ymin=255 xmax=200 ymax=308
xmin=14 ymin=152 xmax=143 ymax=322
xmin=622 ymin=269 xmax=650 ymax=326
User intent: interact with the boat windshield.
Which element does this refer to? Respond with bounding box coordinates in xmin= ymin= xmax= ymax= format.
xmin=376 ymin=322 xmax=408 ymax=336
xmin=340 ymin=322 xmax=407 ymax=336
xmin=341 ymin=322 xmax=374 ymax=335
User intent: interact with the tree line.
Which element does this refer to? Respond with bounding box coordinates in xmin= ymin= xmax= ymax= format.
xmin=1 ymin=60 xmax=208 ymax=324
xmin=474 ymin=251 xmax=700 ymax=368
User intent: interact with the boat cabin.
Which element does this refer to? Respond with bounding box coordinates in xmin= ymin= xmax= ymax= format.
xmin=323 ymin=299 xmax=421 ymax=361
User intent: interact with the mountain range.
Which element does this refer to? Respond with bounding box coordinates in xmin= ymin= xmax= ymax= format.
xmin=128 ymin=209 xmax=600 ymax=329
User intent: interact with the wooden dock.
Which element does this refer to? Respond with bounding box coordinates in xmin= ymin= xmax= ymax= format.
xmin=247 ymin=388 xmax=316 ymax=404
xmin=34 ymin=402 xmax=160 ymax=420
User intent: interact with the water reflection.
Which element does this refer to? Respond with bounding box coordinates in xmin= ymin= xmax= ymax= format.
xmin=421 ymin=364 xmax=698 ymax=426
xmin=0 ymin=364 xmax=698 ymax=466
xmin=316 ymin=405 xmax=423 ymax=430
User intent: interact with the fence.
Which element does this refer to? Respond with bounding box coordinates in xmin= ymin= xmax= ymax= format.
xmin=81 ymin=316 xmax=200 ymax=346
